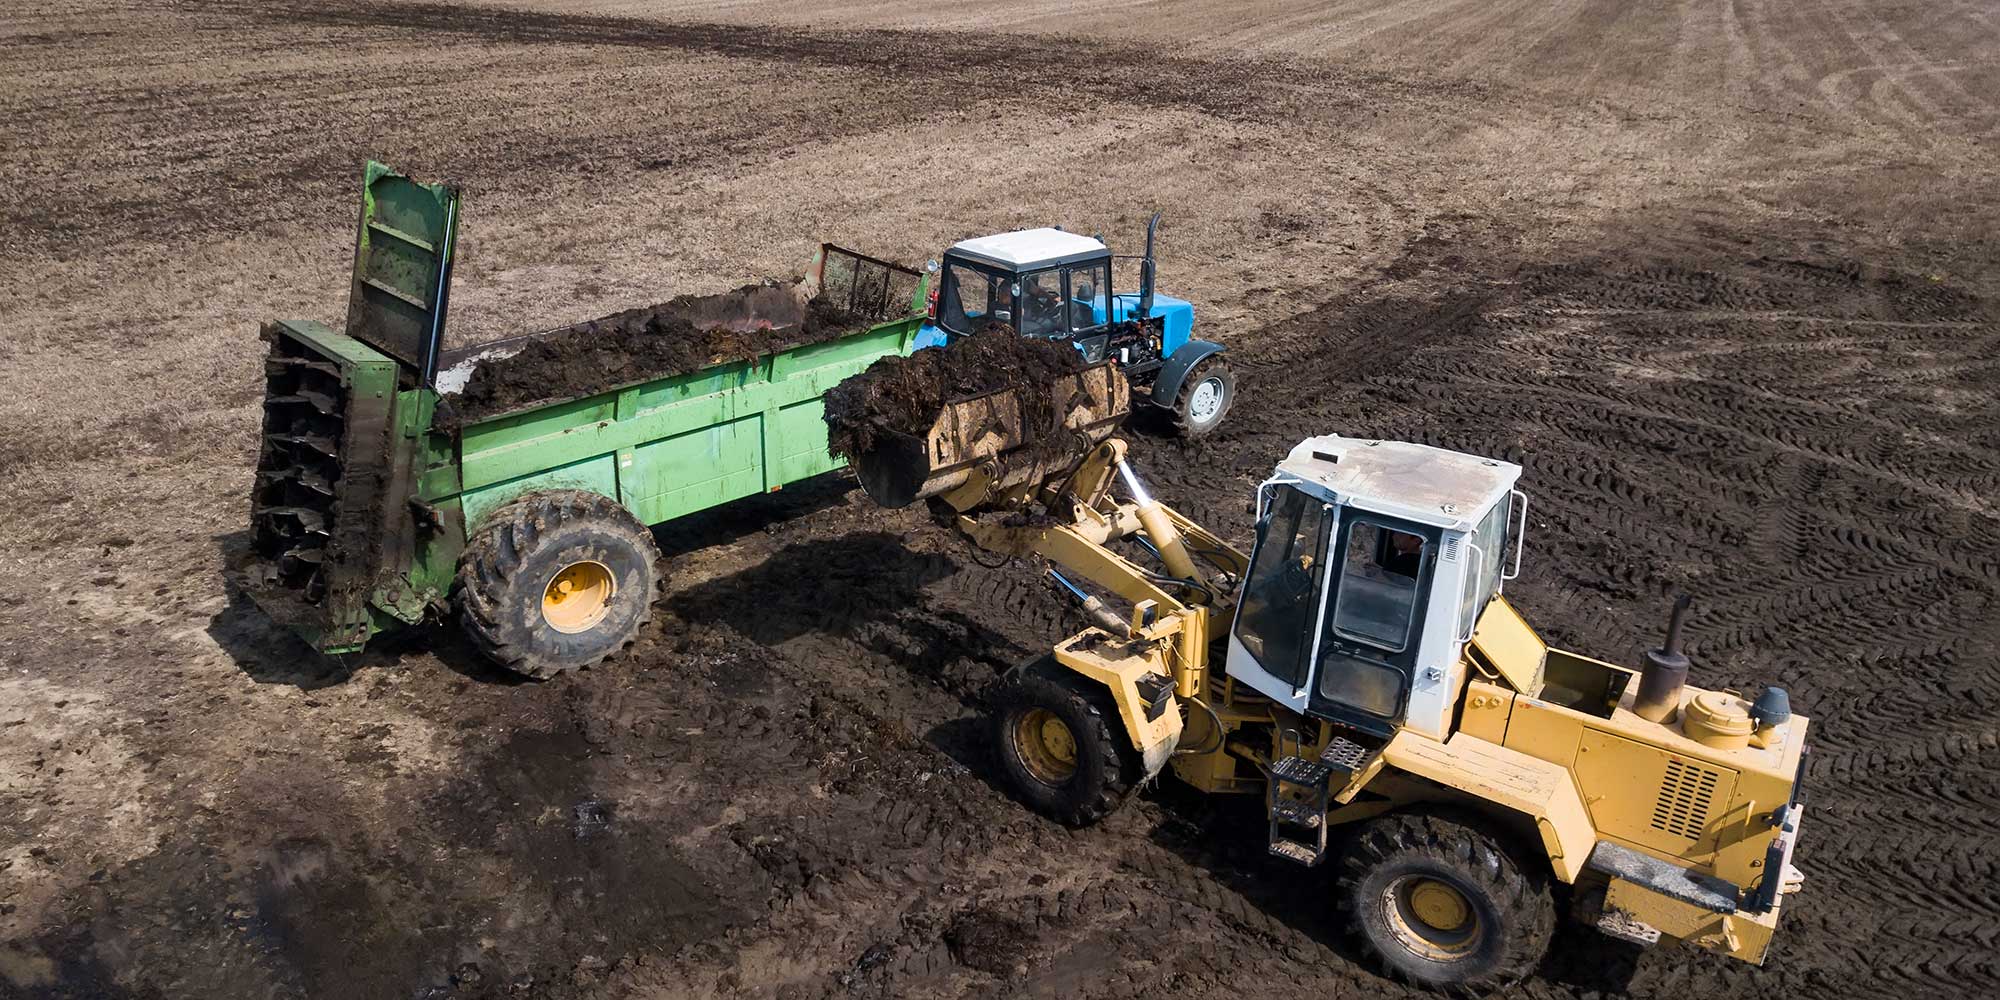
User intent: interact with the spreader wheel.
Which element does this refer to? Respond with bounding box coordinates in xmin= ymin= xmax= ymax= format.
xmin=455 ymin=490 xmax=663 ymax=679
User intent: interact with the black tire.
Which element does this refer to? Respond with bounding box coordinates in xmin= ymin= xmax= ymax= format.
xmin=1342 ymin=811 xmax=1556 ymax=993
xmin=989 ymin=659 xmax=1140 ymax=826
xmin=1165 ymin=356 xmax=1234 ymax=438
xmin=454 ymin=490 xmax=663 ymax=680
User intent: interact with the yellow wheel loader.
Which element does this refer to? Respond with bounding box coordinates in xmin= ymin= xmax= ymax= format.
xmin=840 ymin=364 xmax=1809 ymax=992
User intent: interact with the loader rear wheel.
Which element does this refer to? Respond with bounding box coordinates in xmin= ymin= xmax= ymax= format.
xmin=1166 ymin=357 xmax=1233 ymax=438
xmin=1343 ymin=812 xmax=1555 ymax=993
xmin=990 ymin=660 xmax=1139 ymax=826
xmin=455 ymin=490 xmax=662 ymax=680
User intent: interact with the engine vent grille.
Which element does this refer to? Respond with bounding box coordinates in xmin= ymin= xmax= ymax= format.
xmin=1652 ymin=759 xmax=1721 ymax=840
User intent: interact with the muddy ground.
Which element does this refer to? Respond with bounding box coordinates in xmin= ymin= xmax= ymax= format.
xmin=2 ymin=2 xmax=1998 ymax=999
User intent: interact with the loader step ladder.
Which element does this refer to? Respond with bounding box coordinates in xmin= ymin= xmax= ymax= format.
xmin=1268 ymin=735 xmax=1377 ymax=867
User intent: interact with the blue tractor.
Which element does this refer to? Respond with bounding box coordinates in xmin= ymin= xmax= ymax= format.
xmin=915 ymin=214 xmax=1234 ymax=437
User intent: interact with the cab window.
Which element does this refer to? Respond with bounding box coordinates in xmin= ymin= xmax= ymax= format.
xmin=1456 ymin=500 xmax=1508 ymax=634
xmin=1329 ymin=521 xmax=1425 ymax=652
xmin=938 ymin=263 xmax=1014 ymax=335
xmin=1019 ymin=269 xmax=1066 ymax=337
xmin=1065 ymin=262 xmax=1108 ymax=332
xmin=1233 ymin=485 xmax=1328 ymax=689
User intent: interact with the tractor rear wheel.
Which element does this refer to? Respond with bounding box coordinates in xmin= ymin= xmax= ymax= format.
xmin=455 ymin=490 xmax=663 ymax=680
xmin=1166 ymin=356 xmax=1234 ymax=438
xmin=989 ymin=659 xmax=1140 ymax=826
xmin=1342 ymin=812 xmax=1555 ymax=993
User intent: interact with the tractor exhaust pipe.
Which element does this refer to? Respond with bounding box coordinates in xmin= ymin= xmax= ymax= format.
xmin=1633 ymin=594 xmax=1693 ymax=723
xmin=1136 ymin=211 xmax=1162 ymax=322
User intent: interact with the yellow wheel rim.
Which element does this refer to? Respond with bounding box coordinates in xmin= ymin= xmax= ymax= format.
xmin=542 ymin=560 xmax=615 ymax=634
xmin=1012 ymin=708 xmax=1078 ymax=785
xmin=1384 ymin=875 xmax=1482 ymax=960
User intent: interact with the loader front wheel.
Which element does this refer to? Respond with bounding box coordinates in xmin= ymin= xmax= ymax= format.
xmin=455 ymin=490 xmax=662 ymax=680
xmin=1343 ymin=812 xmax=1555 ymax=993
xmin=990 ymin=661 xmax=1139 ymax=826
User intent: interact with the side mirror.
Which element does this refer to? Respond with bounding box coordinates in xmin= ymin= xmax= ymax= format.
xmin=926 ymin=259 xmax=939 ymax=274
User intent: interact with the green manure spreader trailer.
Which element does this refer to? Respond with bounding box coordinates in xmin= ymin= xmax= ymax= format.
xmin=239 ymin=163 xmax=928 ymax=678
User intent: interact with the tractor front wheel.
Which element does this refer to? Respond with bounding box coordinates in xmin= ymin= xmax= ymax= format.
xmin=989 ymin=659 xmax=1140 ymax=826
xmin=455 ymin=490 xmax=663 ymax=679
xmin=1342 ymin=812 xmax=1556 ymax=992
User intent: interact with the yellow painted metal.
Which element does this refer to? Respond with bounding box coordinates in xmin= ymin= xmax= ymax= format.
xmin=1050 ymin=631 xmax=1184 ymax=768
xmin=1502 ymin=696 xmax=1586 ymax=770
xmin=1575 ymin=729 xmax=1741 ymax=859
xmin=1380 ymin=731 xmax=1597 ymax=883
xmin=1468 ymin=595 xmax=1547 ymax=696
xmin=1168 ymin=685 xmax=1281 ymax=794
xmin=1132 ymin=496 xmax=1201 ymax=583
xmin=1013 ymin=708 xmax=1079 ymax=783
xmin=1389 ymin=876 xmax=1481 ymax=959
xmin=1684 ymin=691 xmax=1756 ymax=749
xmin=1410 ymin=878 xmax=1472 ymax=931
xmin=1605 ymin=877 xmax=1781 ymax=965
xmin=1459 ymin=678 xmax=1516 ymax=744
xmin=541 ymin=560 xmax=614 ymax=634
xmin=1484 ymin=622 xmax=1808 ymax=891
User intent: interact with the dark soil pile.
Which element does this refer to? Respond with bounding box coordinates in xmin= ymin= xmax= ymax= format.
xmin=446 ymin=282 xmax=874 ymax=426
xmin=822 ymin=326 xmax=1093 ymax=459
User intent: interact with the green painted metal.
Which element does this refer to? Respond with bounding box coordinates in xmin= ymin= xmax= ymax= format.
xmin=453 ymin=319 xmax=920 ymax=527
xmin=346 ymin=162 xmax=460 ymax=383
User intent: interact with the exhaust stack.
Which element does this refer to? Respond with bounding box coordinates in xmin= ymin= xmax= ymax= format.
xmin=1633 ymin=594 xmax=1693 ymax=723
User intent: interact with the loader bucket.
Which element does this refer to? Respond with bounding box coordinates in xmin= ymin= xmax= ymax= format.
xmin=851 ymin=363 xmax=1130 ymax=508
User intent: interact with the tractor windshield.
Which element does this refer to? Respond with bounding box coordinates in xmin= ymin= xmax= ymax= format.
xmin=937 ymin=260 xmax=1016 ymax=336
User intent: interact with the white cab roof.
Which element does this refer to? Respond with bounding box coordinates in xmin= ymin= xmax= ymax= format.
xmin=948 ymin=228 xmax=1107 ymax=268
xmin=1276 ymin=435 xmax=1521 ymax=531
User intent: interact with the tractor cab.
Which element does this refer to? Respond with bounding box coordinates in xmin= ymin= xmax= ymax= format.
xmin=922 ymin=228 xmax=1194 ymax=362
xmin=919 ymin=217 xmax=1236 ymax=437
xmin=1225 ymin=435 xmax=1527 ymax=741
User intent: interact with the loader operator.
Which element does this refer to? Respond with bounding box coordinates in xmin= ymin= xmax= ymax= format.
xmin=1382 ymin=529 xmax=1423 ymax=578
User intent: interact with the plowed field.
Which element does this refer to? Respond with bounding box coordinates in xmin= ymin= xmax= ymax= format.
xmin=2 ymin=3 xmax=1996 ymax=999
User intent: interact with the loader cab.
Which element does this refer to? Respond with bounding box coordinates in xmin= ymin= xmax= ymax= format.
xmin=1225 ymin=436 xmax=1526 ymax=741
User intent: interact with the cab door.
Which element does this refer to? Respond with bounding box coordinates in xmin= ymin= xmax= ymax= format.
xmin=1304 ymin=513 xmax=1439 ymax=736
xmin=1224 ymin=482 xmax=1334 ymax=712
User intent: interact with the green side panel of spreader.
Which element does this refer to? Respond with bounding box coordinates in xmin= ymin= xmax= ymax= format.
xmin=451 ymin=316 xmax=921 ymax=530
xmin=459 ymin=456 xmax=621 ymax=532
